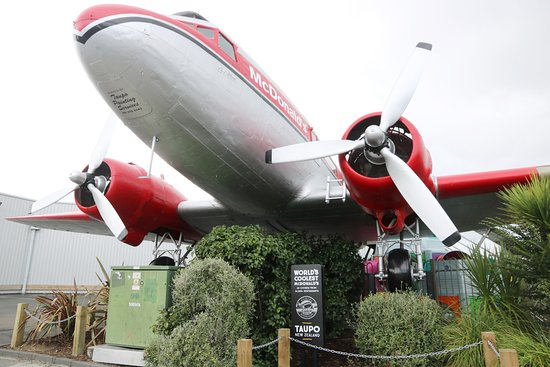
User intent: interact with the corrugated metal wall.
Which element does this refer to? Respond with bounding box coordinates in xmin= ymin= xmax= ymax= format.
xmin=0 ymin=193 xmax=158 ymax=293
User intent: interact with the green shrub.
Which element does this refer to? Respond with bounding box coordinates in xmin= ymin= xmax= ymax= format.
xmin=195 ymin=225 xmax=362 ymax=367
xmin=303 ymin=233 xmax=363 ymax=336
xmin=145 ymin=258 xmax=255 ymax=367
xmin=196 ymin=226 xmax=362 ymax=337
xmin=355 ymin=291 xmax=445 ymax=367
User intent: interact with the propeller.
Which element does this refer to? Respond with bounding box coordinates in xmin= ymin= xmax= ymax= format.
xmin=30 ymin=115 xmax=128 ymax=241
xmin=266 ymin=42 xmax=461 ymax=246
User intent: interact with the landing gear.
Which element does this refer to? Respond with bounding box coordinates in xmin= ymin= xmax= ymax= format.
xmin=150 ymin=232 xmax=196 ymax=266
xmin=373 ymin=219 xmax=425 ymax=292
xmin=149 ymin=256 xmax=176 ymax=266
xmin=387 ymin=248 xmax=413 ymax=291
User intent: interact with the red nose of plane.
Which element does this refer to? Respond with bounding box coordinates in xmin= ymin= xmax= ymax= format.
xmin=74 ymin=4 xmax=147 ymax=32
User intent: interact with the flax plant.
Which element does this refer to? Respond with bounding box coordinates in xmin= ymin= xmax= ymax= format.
xmin=86 ymin=257 xmax=110 ymax=346
xmin=27 ymin=281 xmax=79 ymax=341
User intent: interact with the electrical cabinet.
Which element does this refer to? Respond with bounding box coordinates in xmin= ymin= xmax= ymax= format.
xmin=105 ymin=266 xmax=179 ymax=348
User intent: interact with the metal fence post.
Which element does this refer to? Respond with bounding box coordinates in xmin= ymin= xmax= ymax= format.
xmin=237 ymin=339 xmax=252 ymax=367
xmin=278 ymin=328 xmax=290 ymax=367
xmin=10 ymin=303 xmax=28 ymax=348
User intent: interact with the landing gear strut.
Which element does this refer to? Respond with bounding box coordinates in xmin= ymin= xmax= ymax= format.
xmin=374 ymin=219 xmax=425 ymax=291
xmin=150 ymin=232 xmax=196 ymax=267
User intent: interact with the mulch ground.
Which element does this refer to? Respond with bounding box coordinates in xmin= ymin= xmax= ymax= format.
xmin=9 ymin=334 xmax=92 ymax=362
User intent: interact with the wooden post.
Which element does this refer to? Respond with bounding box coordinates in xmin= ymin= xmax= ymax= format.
xmin=278 ymin=328 xmax=290 ymax=367
xmin=500 ymin=349 xmax=519 ymax=367
xmin=237 ymin=339 xmax=252 ymax=367
xmin=10 ymin=303 xmax=28 ymax=348
xmin=72 ymin=306 xmax=88 ymax=356
xmin=481 ymin=332 xmax=498 ymax=367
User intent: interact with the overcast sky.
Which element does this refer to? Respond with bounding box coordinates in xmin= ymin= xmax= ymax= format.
xmin=2 ymin=0 xmax=550 ymax=204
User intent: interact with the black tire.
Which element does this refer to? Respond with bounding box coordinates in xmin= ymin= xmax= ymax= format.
xmin=366 ymin=273 xmax=376 ymax=296
xmin=149 ymin=256 xmax=176 ymax=266
xmin=387 ymin=248 xmax=413 ymax=291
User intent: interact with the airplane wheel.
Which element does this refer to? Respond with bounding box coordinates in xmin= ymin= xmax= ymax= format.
xmin=149 ymin=256 xmax=176 ymax=266
xmin=387 ymin=248 xmax=413 ymax=291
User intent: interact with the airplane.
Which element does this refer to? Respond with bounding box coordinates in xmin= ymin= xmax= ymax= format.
xmin=8 ymin=4 xmax=550 ymax=289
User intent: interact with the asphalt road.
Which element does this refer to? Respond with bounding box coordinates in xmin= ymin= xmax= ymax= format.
xmin=0 ymin=294 xmax=37 ymax=348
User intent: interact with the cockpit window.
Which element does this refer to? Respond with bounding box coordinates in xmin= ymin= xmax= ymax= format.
xmin=197 ymin=26 xmax=215 ymax=39
xmin=218 ymin=33 xmax=236 ymax=61
xmin=173 ymin=11 xmax=208 ymax=21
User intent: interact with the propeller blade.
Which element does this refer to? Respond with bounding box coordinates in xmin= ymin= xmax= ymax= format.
xmin=31 ymin=185 xmax=79 ymax=213
xmin=88 ymin=114 xmax=117 ymax=174
xmin=380 ymin=147 xmax=460 ymax=246
xmin=266 ymin=139 xmax=365 ymax=164
xmin=379 ymin=42 xmax=432 ymax=132
xmin=87 ymin=184 xmax=128 ymax=241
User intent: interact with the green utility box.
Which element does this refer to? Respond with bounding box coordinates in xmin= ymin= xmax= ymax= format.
xmin=105 ymin=266 xmax=179 ymax=348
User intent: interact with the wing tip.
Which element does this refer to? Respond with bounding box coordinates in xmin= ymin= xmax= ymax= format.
xmin=416 ymin=42 xmax=432 ymax=51
xmin=442 ymin=231 xmax=461 ymax=247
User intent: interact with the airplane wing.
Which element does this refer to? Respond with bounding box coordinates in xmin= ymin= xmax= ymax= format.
xmin=8 ymin=194 xmax=375 ymax=243
xmin=177 ymin=193 xmax=377 ymax=242
xmin=9 ymin=165 xmax=548 ymax=244
xmin=8 ymin=211 xmax=159 ymax=242
xmin=176 ymin=164 xmax=550 ymax=241
xmin=437 ymin=165 xmax=550 ymax=232
xmin=8 ymin=212 xmax=114 ymax=237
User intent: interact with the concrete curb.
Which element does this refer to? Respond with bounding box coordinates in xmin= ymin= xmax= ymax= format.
xmin=0 ymin=347 xmax=110 ymax=367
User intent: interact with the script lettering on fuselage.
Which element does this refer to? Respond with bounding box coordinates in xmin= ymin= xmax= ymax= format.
xmin=109 ymin=90 xmax=142 ymax=114
xmin=249 ymin=65 xmax=310 ymax=137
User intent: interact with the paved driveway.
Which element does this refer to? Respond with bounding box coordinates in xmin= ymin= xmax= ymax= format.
xmin=0 ymin=294 xmax=37 ymax=347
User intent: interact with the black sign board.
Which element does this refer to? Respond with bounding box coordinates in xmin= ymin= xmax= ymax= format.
xmin=291 ymin=264 xmax=324 ymax=346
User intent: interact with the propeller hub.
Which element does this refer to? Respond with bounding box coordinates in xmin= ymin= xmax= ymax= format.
xmin=363 ymin=124 xmax=395 ymax=165
xmin=364 ymin=138 xmax=395 ymax=165
xmin=364 ymin=125 xmax=386 ymax=148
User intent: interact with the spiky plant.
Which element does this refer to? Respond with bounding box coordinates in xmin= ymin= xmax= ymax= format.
xmin=463 ymin=244 xmax=522 ymax=318
xmin=85 ymin=258 xmax=110 ymax=346
xmin=27 ymin=281 xmax=79 ymax=341
xmin=484 ymin=175 xmax=550 ymax=326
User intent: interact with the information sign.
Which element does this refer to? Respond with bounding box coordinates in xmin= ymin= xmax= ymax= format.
xmin=291 ymin=264 xmax=324 ymax=346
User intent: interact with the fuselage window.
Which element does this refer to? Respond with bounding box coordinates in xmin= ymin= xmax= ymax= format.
xmin=218 ymin=33 xmax=236 ymax=61
xmin=197 ymin=26 xmax=215 ymax=39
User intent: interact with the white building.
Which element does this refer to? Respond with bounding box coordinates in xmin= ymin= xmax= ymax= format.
xmin=0 ymin=192 xmax=159 ymax=293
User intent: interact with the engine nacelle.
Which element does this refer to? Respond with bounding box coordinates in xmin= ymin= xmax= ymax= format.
xmin=75 ymin=158 xmax=200 ymax=246
xmin=338 ymin=113 xmax=435 ymax=234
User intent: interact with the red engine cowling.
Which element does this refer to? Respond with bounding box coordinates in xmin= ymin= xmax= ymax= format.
xmin=338 ymin=113 xmax=435 ymax=234
xmin=74 ymin=158 xmax=200 ymax=246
